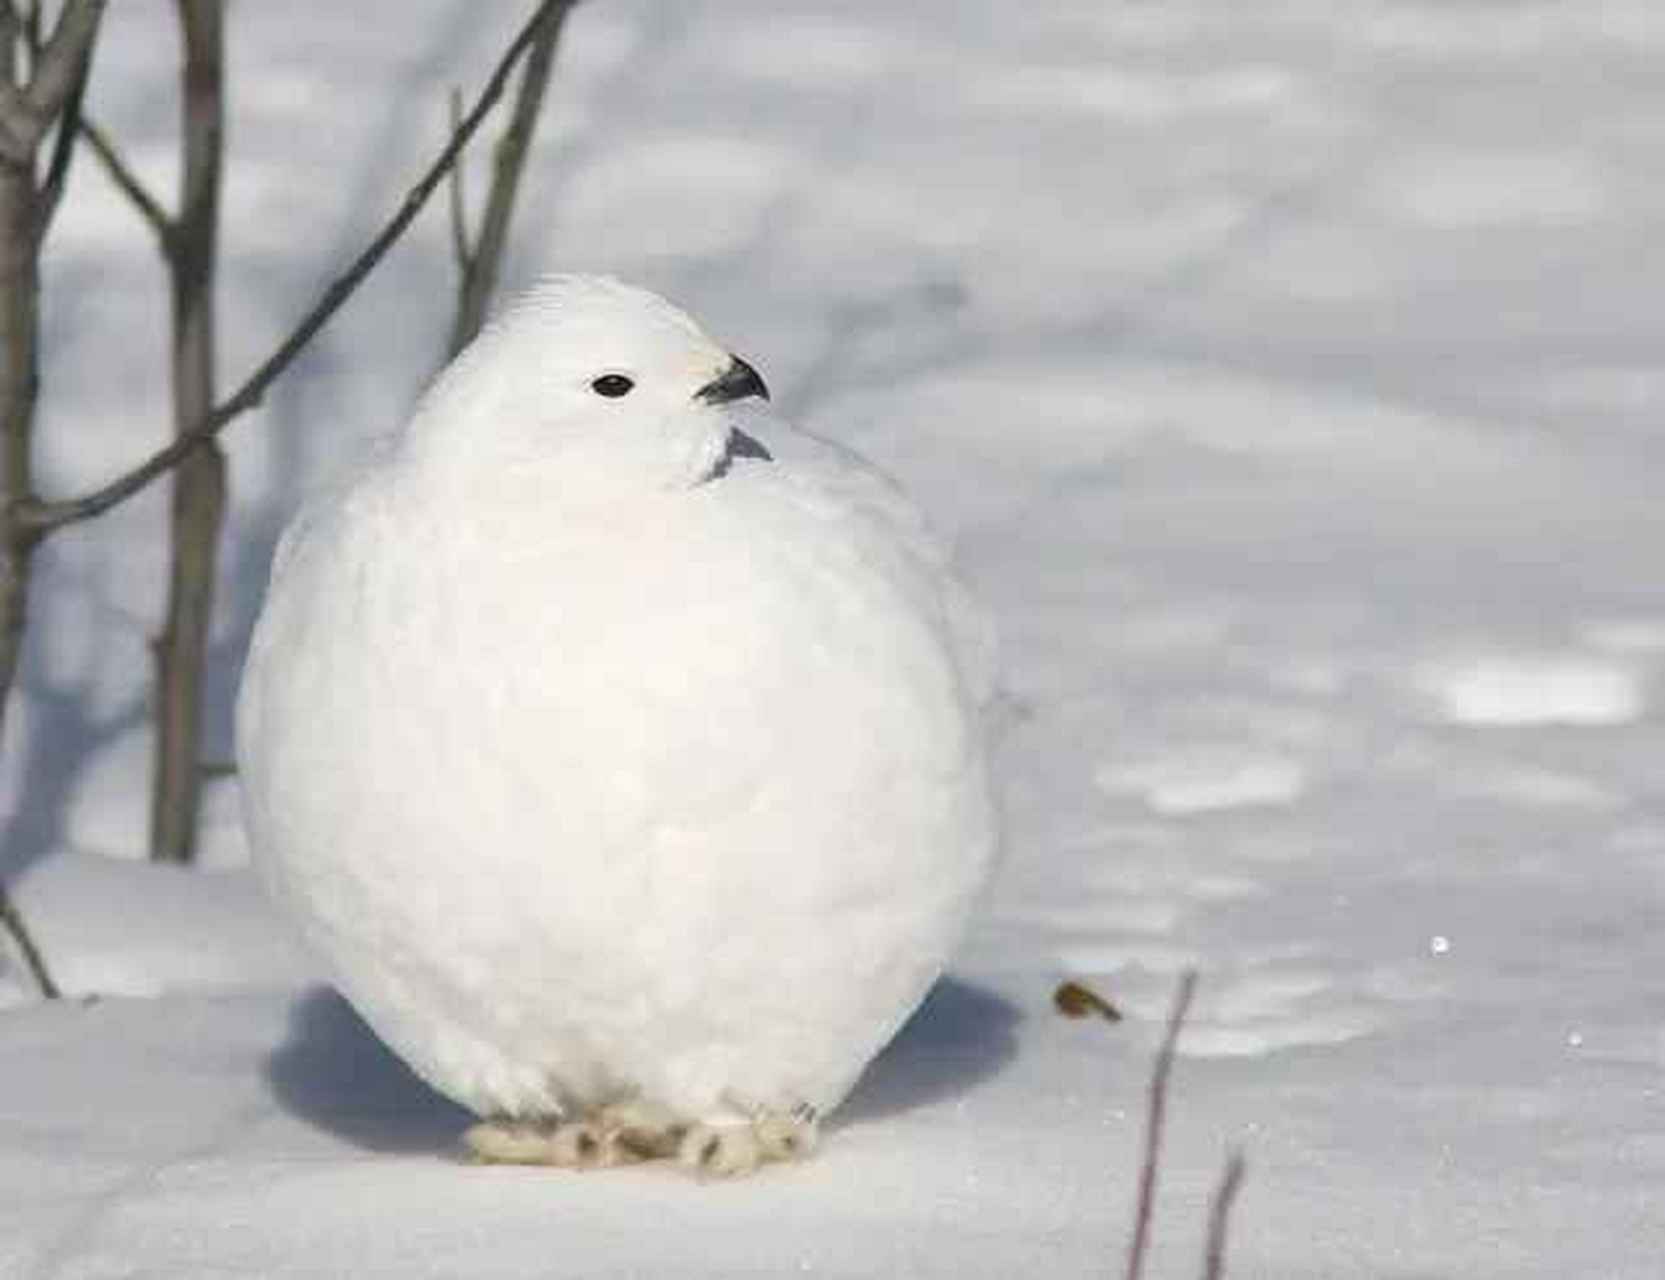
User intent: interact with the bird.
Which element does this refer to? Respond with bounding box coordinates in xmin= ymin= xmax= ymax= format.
xmin=237 ymin=275 xmax=998 ymax=1177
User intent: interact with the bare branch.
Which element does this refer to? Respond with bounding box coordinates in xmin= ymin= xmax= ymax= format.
xmin=447 ymin=0 xmax=572 ymax=356
xmin=1200 ymin=1149 xmax=1247 ymax=1280
xmin=34 ymin=32 xmax=94 ymax=240
xmin=1125 ymin=970 xmax=1198 ymax=1280
xmin=22 ymin=0 xmax=39 ymax=64
xmin=21 ymin=0 xmax=101 ymax=125
xmin=0 ymin=877 xmax=59 ymax=998
xmin=0 ymin=11 xmax=31 ymax=152
xmin=446 ymin=85 xmax=471 ymax=274
xmin=18 ymin=0 xmax=564 ymax=536
xmin=150 ymin=0 xmax=225 ymax=865
xmin=0 ymin=4 xmax=104 ymax=742
xmin=77 ymin=117 xmax=174 ymax=251
xmin=1 ymin=6 xmax=22 ymax=92
xmin=0 ymin=24 xmax=41 ymax=744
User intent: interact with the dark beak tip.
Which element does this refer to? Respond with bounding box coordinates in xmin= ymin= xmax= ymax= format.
xmin=734 ymin=355 xmax=770 ymax=402
xmin=697 ymin=355 xmax=770 ymax=405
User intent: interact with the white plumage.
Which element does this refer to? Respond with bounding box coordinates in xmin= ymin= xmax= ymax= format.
xmin=237 ymin=276 xmax=997 ymax=1175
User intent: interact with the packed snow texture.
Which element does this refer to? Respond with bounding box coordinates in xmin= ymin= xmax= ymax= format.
xmin=3 ymin=1 xmax=1663 ymax=1276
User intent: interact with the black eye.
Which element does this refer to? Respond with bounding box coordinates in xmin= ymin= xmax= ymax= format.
xmin=591 ymin=374 xmax=635 ymax=398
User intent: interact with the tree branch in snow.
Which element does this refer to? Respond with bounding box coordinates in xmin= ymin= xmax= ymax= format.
xmin=1200 ymin=1148 xmax=1247 ymax=1280
xmin=15 ymin=0 xmax=566 ymax=536
xmin=77 ymin=117 xmax=175 ymax=252
xmin=0 ymin=0 xmax=106 ymax=741
xmin=0 ymin=0 xmax=101 ymax=152
xmin=446 ymin=86 xmax=471 ymax=273
xmin=149 ymin=0 xmax=226 ymax=864
xmin=32 ymin=22 xmax=94 ymax=241
xmin=446 ymin=0 xmax=572 ymax=357
xmin=1124 ymin=969 xmax=1197 ymax=1280
xmin=17 ymin=0 xmax=100 ymax=125
xmin=0 ymin=878 xmax=59 ymax=998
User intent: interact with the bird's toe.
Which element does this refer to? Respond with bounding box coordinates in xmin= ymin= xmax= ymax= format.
xmin=596 ymin=1098 xmax=685 ymax=1160
xmin=753 ymin=1102 xmax=819 ymax=1163
xmin=679 ymin=1121 xmax=764 ymax=1179
xmin=463 ymin=1115 xmax=644 ymax=1170
xmin=463 ymin=1117 xmax=562 ymax=1165
xmin=547 ymin=1119 xmax=636 ymax=1169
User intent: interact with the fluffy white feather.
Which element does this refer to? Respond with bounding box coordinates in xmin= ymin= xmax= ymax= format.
xmin=237 ymin=276 xmax=997 ymax=1166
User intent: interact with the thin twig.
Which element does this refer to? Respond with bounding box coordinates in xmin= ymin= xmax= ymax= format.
xmin=18 ymin=0 xmax=100 ymax=238
xmin=17 ymin=0 xmax=562 ymax=536
xmin=446 ymin=85 xmax=471 ymax=273
xmin=447 ymin=0 xmax=571 ymax=356
xmin=1125 ymin=969 xmax=1198 ymax=1280
xmin=0 ymin=878 xmax=59 ymax=998
xmin=33 ymin=32 xmax=93 ymax=240
xmin=80 ymin=117 xmax=174 ymax=252
xmin=1200 ymin=1149 xmax=1247 ymax=1280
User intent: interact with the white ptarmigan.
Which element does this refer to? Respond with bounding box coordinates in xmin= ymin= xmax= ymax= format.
xmin=237 ymin=276 xmax=997 ymax=1176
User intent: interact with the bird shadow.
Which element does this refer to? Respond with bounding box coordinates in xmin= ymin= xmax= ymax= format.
xmin=837 ymin=976 xmax=1022 ymax=1129
xmin=263 ymin=987 xmax=473 ymax=1153
xmin=263 ymin=975 xmax=1022 ymax=1153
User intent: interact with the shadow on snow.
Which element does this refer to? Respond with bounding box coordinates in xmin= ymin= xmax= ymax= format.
xmin=263 ymin=974 xmax=1022 ymax=1154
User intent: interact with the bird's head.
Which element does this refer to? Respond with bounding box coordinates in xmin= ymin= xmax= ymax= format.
xmin=398 ymin=275 xmax=773 ymax=502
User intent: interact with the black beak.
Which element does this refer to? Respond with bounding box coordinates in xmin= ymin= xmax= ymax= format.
xmin=696 ymin=355 xmax=770 ymax=405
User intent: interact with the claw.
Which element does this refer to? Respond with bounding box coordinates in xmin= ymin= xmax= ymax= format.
xmin=679 ymin=1122 xmax=764 ymax=1178
xmin=755 ymin=1105 xmax=819 ymax=1162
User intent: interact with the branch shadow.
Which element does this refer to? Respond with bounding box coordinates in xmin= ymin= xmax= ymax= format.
xmin=1 ymin=535 xmax=150 ymax=886
xmin=263 ymin=974 xmax=1022 ymax=1153
xmin=7 ymin=4 xmax=491 ymax=888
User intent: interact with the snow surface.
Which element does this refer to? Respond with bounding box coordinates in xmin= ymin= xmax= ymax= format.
xmin=4 ymin=1 xmax=1664 ymax=1276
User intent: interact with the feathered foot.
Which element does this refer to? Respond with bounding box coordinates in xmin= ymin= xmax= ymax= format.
xmin=679 ymin=1100 xmax=820 ymax=1178
xmin=464 ymin=1116 xmax=636 ymax=1169
xmin=465 ymin=1098 xmax=820 ymax=1178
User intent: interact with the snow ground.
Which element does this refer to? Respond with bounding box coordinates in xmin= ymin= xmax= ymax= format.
xmin=4 ymin=1 xmax=1664 ymax=1275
